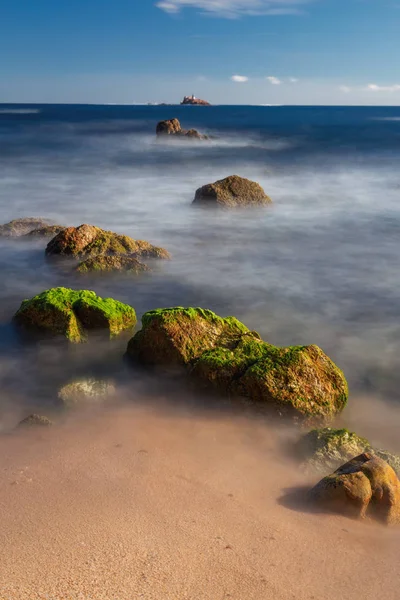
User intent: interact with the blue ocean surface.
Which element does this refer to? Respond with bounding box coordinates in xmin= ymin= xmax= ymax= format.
xmin=1 ymin=103 xmax=400 ymax=440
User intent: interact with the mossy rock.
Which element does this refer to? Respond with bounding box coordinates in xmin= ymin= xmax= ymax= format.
xmin=127 ymin=307 xmax=348 ymax=423
xmin=76 ymin=254 xmax=150 ymax=274
xmin=0 ymin=217 xmax=55 ymax=237
xmin=298 ymin=427 xmax=400 ymax=475
xmin=58 ymin=378 xmax=116 ymax=408
xmin=18 ymin=414 xmax=53 ymax=427
xmin=46 ymin=224 xmax=170 ymax=260
xmin=25 ymin=225 xmax=65 ymax=238
xmin=193 ymin=175 xmax=272 ymax=208
xmin=14 ymin=287 xmax=137 ymax=343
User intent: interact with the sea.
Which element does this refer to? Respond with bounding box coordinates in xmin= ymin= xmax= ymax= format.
xmin=1 ymin=103 xmax=400 ymax=443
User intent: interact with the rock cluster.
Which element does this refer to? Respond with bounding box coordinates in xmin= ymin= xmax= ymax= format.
xmin=127 ymin=307 xmax=348 ymax=424
xmin=156 ymin=118 xmax=209 ymax=140
xmin=181 ymin=95 xmax=210 ymax=106
xmin=194 ymin=175 xmax=272 ymax=208
xmin=0 ymin=217 xmax=58 ymax=237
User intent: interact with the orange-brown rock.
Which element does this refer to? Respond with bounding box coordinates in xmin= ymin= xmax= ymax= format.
xmin=156 ymin=119 xmax=209 ymax=140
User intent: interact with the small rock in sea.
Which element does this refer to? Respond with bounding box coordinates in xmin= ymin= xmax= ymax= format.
xmin=76 ymin=254 xmax=150 ymax=274
xmin=18 ymin=414 xmax=53 ymax=427
xmin=13 ymin=287 xmax=137 ymax=343
xmin=25 ymin=225 xmax=65 ymax=238
xmin=0 ymin=217 xmax=55 ymax=237
xmin=193 ymin=175 xmax=272 ymax=208
xmin=180 ymin=95 xmax=211 ymax=106
xmin=126 ymin=307 xmax=348 ymax=424
xmin=156 ymin=118 xmax=209 ymax=140
xmin=309 ymin=452 xmax=400 ymax=525
xmin=46 ymin=224 xmax=170 ymax=260
xmin=297 ymin=427 xmax=400 ymax=475
xmin=58 ymin=378 xmax=116 ymax=408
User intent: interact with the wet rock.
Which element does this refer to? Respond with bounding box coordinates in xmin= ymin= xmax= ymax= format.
xmin=76 ymin=254 xmax=150 ymax=274
xmin=298 ymin=427 xmax=400 ymax=475
xmin=127 ymin=307 xmax=348 ymax=424
xmin=310 ymin=452 xmax=400 ymax=524
xmin=156 ymin=118 xmax=209 ymax=140
xmin=25 ymin=225 xmax=65 ymax=238
xmin=193 ymin=175 xmax=272 ymax=208
xmin=45 ymin=224 xmax=170 ymax=260
xmin=18 ymin=414 xmax=53 ymax=427
xmin=14 ymin=287 xmax=137 ymax=343
xmin=0 ymin=217 xmax=55 ymax=237
xmin=58 ymin=378 xmax=116 ymax=408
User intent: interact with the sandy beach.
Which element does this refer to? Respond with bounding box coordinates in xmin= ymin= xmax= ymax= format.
xmin=0 ymin=402 xmax=398 ymax=600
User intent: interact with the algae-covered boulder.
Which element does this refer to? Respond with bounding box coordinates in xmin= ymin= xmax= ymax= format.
xmin=310 ymin=452 xmax=400 ymax=525
xmin=0 ymin=217 xmax=55 ymax=237
xmin=14 ymin=287 xmax=136 ymax=343
xmin=76 ymin=255 xmax=150 ymax=274
xmin=18 ymin=414 xmax=53 ymax=427
xmin=58 ymin=378 xmax=116 ymax=408
xmin=193 ymin=175 xmax=272 ymax=208
xmin=127 ymin=307 xmax=348 ymax=423
xmin=26 ymin=225 xmax=65 ymax=238
xmin=298 ymin=427 xmax=400 ymax=475
xmin=46 ymin=224 xmax=170 ymax=260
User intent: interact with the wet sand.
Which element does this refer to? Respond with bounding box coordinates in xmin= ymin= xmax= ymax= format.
xmin=0 ymin=404 xmax=399 ymax=600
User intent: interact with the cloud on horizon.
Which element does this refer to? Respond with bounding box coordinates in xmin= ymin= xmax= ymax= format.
xmin=231 ymin=74 xmax=249 ymax=82
xmin=266 ymin=76 xmax=282 ymax=85
xmin=156 ymin=0 xmax=314 ymax=17
xmin=367 ymin=83 xmax=400 ymax=92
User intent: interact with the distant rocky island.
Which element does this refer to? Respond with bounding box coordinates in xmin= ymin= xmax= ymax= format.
xmin=180 ymin=95 xmax=210 ymax=106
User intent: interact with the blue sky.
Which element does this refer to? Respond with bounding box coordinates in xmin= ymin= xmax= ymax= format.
xmin=1 ymin=0 xmax=399 ymax=104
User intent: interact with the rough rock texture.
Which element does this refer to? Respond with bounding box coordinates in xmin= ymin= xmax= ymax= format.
xmin=76 ymin=255 xmax=150 ymax=274
xmin=298 ymin=427 xmax=400 ymax=475
xmin=18 ymin=414 xmax=53 ymax=427
xmin=156 ymin=118 xmax=209 ymax=140
xmin=193 ymin=175 xmax=272 ymax=208
xmin=45 ymin=224 xmax=170 ymax=260
xmin=181 ymin=95 xmax=210 ymax=106
xmin=127 ymin=307 xmax=348 ymax=423
xmin=0 ymin=218 xmax=54 ymax=237
xmin=310 ymin=452 xmax=400 ymax=524
xmin=14 ymin=287 xmax=137 ymax=343
xmin=58 ymin=378 xmax=116 ymax=408
xmin=25 ymin=225 xmax=65 ymax=238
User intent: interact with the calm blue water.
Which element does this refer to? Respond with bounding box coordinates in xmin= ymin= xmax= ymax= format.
xmin=1 ymin=104 xmax=400 ymax=435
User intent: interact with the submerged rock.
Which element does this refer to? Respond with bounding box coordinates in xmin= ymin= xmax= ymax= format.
xmin=46 ymin=224 xmax=170 ymax=260
xmin=14 ymin=287 xmax=137 ymax=343
xmin=0 ymin=217 xmax=55 ymax=237
xmin=26 ymin=225 xmax=65 ymax=238
xmin=127 ymin=307 xmax=348 ymax=423
xmin=18 ymin=414 xmax=53 ymax=427
xmin=298 ymin=427 xmax=400 ymax=475
xmin=193 ymin=175 xmax=272 ymax=208
xmin=58 ymin=378 xmax=116 ymax=408
xmin=156 ymin=118 xmax=209 ymax=140
xmin=76 ymin=254 xmax=150 ymax=274
xmin=310 ymin=452 xmax=400 ymax=525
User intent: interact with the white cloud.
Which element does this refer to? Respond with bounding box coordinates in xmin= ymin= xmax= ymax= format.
xmin=339 ymin=85 xmax=351 ymax=93
xmin=367 ymin=83 xmax=400 ymax=92
xmin=266 ymin=76 xmax=282 ymax=85
xmin=231 ymin=74 xmax=249 ymax=82
xmin=289 ymin=77 xmax=299 ymax=83
xmin=156 ymin=0 xmax=315 ymax=17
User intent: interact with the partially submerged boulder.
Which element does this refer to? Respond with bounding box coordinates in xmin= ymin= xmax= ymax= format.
xmin=298 ymin=427 xmax=400 ymax=475
xmin=14 ymin=287 xmax=136 ymax=343
xmin=193 ymin=175 xmax=272 ymax=208
xmin=58 ymin=378 xmax=116 ymax=408
xmin=76 ymin=254 xmax=150 ymax=274
xmin=156 ymin=118 xmax=209 ymax=140
xmin=127 ymin=307 xmax=348 ymax=423
xmin=0 ymin=217 xmax=55 ymax=237
xmin=25 ymin=225 xmax=65 ymax=238
xmin=46 ymin=224 xmax=170 ymax=260
xmin=18 ymin=414 xmax=53 ymax=427
xmin=310 ymin=452 xmax=400 ymax=525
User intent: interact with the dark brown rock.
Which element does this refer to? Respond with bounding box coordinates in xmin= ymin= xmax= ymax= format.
xmin=193 ymin=175 xmax=272 ymax=208
xmin=25 ymin=225 xmax=65 ymax=238
xmin=0 ymin=217 xmax=55 ymax=237
xmin=156 ymin=119 xmax=209 ymax=140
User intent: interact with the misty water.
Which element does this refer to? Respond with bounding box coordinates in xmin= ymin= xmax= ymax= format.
xmin=1 ymin=104 xmax=400 ymax=446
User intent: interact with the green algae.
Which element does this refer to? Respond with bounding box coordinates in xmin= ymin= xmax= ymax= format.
xmin=76 ymin=254 xmax=150 ymax=274
xmin=14 ymin=287 xmax=136 ymax=342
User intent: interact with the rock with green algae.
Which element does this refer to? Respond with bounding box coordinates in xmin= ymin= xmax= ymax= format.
xmin=127 ymin=307 xmax=348 ymax=423
xmin=309 ymin=452 xmax=400 ymax=525
xmin=18 ymin=414 xmax=53 ymax=427
xmin=45 ymin=224 xmax=170 ymax=260
xmin=58 ymin=378 xmax=116 ymax=408
xmin=299 ymin=427 xmax=400 ymax=475
xmin=14 ymin=287 xmax=136 ymax=343
xmin=0 ymin=217 xmax=55 ymax=237
xmin=193 ymin=175 xmax=272 ymax=208
xmin=76 ymin=254 xmax=150 ymax=274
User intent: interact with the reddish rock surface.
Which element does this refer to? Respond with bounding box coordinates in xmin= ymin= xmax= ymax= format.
xmin=181 ymin=95 xmax=210 ymax=106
